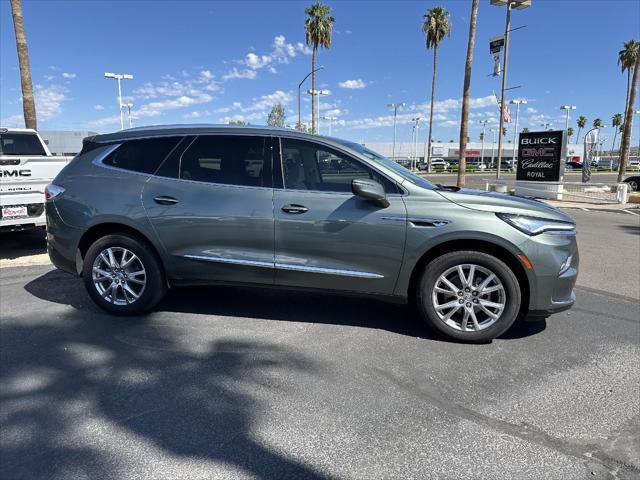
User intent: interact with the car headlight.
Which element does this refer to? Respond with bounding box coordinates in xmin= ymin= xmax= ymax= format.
xmin=496 ymin=213 xmax=576 ymax=236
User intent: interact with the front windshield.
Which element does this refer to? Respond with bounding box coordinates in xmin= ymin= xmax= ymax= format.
xmin=338 ymin=141 xmax=435 ymax=190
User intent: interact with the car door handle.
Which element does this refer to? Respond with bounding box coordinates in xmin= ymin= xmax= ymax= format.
xmin=281 ymin=204 xmax=308 ymax=214
xmin=153 ymin=195 xmax=178 ymax=205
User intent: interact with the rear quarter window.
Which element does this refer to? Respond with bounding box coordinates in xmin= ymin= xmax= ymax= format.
xmin=0 ymin=133 xmax=46 ymax=156
xmin=102 ymin=137 xmax=182 ymax=174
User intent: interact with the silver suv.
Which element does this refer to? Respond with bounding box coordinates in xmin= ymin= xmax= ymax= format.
xmin=46 ymin=125 xmax=578 ymax=342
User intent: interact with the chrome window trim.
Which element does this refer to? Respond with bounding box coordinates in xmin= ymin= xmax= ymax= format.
xmin=183 ymin=254 xmax=383 ymax=279
xmin=148 ymin=173 xmax=274 ymax=192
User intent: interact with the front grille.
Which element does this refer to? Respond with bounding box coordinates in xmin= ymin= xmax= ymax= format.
xmin=0 ymin=203 xmax=44 ymax=220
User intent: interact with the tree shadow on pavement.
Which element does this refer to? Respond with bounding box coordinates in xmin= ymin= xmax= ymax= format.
xmin=24 ymin=269 xmax=545 ymax=344
xmin=0 ymin=311 xmax=331 ymax=479
xmin=617 ymin=224 xmax=640 ymax=236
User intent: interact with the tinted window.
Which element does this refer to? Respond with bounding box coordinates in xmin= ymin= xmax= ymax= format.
xmin=103 ymin=137 xmax=181 ymax=174
xmin=179 ymin=135 xmax=270 ymax=187
xmin=0 ymin=133 xmax=46 ymax=156
xmin=339 ymin=141 xmax=434 ymax=190
xmin=280 ymin=138 xmax=397 ymax=193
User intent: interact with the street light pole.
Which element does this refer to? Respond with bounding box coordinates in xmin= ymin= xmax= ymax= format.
xmin=560 ymin=105 xmax=576 ymax=131
xmin=322 ymin=116 xmax=337 ymax=136
xmin=491 ymin=0 xmax=530 ymax=178
xmin=298 ymin=66 xmax=323 ymax=131
xmin=510 ymin=99 xmax=526 ymax=163
xmin=104 ymin=72 xmax=133 ymax=130
xmin=411 ymin=117 xmax=422 ymax=170
xmin=123 ymin=103 xmax=133 ymax=128
xmin=495 ymin=2 xmax=510 ymax=179
xmin=490 ymin=128 xmax=497 ymax=166
xmin=388 ymin=102 xmax=406 ymax=161
xmin=479 ymin=120 xmax=489 ymax=168
xmin=541 ymin=122 xmax=552 ymax=131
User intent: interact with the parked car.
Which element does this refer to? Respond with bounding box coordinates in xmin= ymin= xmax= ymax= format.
xmin=565 ymin=160 xmax=583 ymax=170
xmin=627 ymin=159 xmax=640 ymax=171
xmin=46 ymin=125 xmax=579 ymax=342
xmin=623 ymin=175 xmax=640 ymax=191
xmin=0 ymin=127 xmax=74 ymax=231
xmin=417 ymin=158 xmax=449 ymax=171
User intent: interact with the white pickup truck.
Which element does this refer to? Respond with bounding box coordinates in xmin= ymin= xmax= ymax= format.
xmin=0 ymin=128 xmax=74 ymax=231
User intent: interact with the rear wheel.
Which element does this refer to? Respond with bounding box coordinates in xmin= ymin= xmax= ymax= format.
xmin=416 ymin=251 xmax=521 ymax=342
xmin=82 ymin=234 xmax=166 ymax=315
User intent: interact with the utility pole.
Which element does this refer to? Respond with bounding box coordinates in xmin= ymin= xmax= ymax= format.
xmin=104 ymin=72 xmax=133 ymax=130
xmin=388 ymin=102 xmax=405 ymax=161
xmin=491 ymin=0 xmax=530 ymax=178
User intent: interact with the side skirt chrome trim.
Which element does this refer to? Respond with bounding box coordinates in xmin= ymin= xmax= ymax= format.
xmin=275 ymin=262 xmax=384 ymax=279
xmin=183 ymin=255 xmax=273 ymax=269
xmin=183 ymin=254 xmax=383 ymax=279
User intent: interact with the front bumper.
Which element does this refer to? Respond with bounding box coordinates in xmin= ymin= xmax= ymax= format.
xmin=521 ymin=230 xmax=579 ymax=316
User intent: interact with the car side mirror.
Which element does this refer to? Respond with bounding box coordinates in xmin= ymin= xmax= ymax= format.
xmin=351 ymin=178 xmax=390 ymax=208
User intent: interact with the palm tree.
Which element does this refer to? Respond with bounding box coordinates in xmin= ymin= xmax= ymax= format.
xmin=521 ymin=127 xmax=529 ymax=133
xmin=456 ymin=0 xmax=479 ymax=188
xmin=618 ymin=43 xmax=640 ymax=183
xmin=592 ymin=118 xmax=602 ymax=129
xmin=576 ymin=116 xmax=587 ymax=144
xmin=567 ymin=127 xmax=574 ymax=142
xmin=304 ymin=2 xmax=334 ymax=135
xmin=611 ymin=113 xmax=623 ymax=154
xmin=10 ymin=0 xmax=36 ymax=129
xmin=618 ymin=40 xmax=640 ymax=117
xmin=422 ymin=6 xmax=451 ymax=171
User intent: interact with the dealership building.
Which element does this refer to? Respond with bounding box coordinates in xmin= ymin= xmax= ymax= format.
xmin=40 ymin=130 xmax=98 ymax=156
xmin=361 ymin=141 xmax=585 ymax=165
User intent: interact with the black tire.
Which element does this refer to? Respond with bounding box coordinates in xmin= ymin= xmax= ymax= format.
xmin=82 ymin=233 xmax=166 ymax=315
xmin=416 ymin=250 xmax=521 ymax=342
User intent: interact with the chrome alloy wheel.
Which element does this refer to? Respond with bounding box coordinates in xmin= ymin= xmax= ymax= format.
xmin=92 ymin=247 xmax=146 ymax=305
xmin=432 ymin=264 xmax=506 ymax=332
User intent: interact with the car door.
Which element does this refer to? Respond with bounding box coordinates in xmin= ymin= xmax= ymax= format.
xmin=141 ymin=134 xmax=275 ymax=285
xmin=273 ymin=137 xmax=407 ymax=295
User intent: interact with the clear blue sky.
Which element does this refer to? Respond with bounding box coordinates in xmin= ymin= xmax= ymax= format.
xmin=1 ymin=0 xmax=639 ymax=144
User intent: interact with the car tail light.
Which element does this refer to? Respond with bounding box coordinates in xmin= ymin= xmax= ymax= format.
xmin=45 ymin=184 xmax=65 ymax=201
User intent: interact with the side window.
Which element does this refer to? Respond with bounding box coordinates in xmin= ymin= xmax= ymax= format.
xmin=280 ymin=138 xmax=397 ymax=193
xmin=179 ymin=135 xmax=270 ymax=187
xmin=102 ymin=137 xmax=181 ymax=174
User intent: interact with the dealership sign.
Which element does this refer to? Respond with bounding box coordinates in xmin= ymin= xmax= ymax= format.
xmin=516 ymin=130 xmax=566 ymax=181
xmin=451 ymin=149 xmax=481 ymax=156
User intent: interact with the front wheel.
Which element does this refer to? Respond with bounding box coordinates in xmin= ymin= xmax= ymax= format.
xmin=82 ymin=234 xmax=166 ymax=315
xmin=416 ymin=251 xmax=521 ymax=342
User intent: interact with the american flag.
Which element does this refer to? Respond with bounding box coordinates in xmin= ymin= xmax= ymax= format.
xmin=494 ymin=92 xmax=512 ymax=123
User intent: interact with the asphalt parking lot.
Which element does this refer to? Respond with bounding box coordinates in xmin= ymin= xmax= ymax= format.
xmin=1 ymin=209 xmax=639 ymax=479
